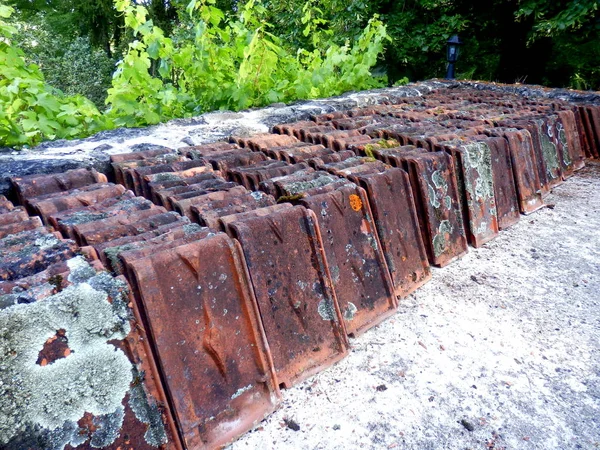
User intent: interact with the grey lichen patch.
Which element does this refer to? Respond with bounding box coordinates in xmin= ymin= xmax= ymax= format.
xmin=535 ymin=119 xmax=560 ymax=179
xmin=444 ymin=195 xmax=452 ymax=210
xmin=151 ymin=172 xmax=181 ymax=183
xmin=431 ymin=170 xmax=447 ymax=191
xmin=66 ymin=256 xmax=97 ymax=284
xmin=60 ymin=211 xmax=109 ymax=227
xmin=103 ymin=244 xmax=139 ymax=274
xmin=284 ymin=175 xmax=337 ymax=196
xmin=432 ymin=220 xmax=453 ymax=258
xmin=34 ymin=235 xmax=62 ymax=251
xmin=250 ymin=191 xmax=267 ymax=201
xmin=556 ymin=122 xmax=572 ymax=165
xmin=461 ymin=142 xmax=495 ymax=201
xmin=3 ymin=421 xmax=86 ymax=450
xmin=428 ymin=183 xmax=440 ymax=208
xmin=89 ymin=407 xmax=124 ymax=448
xmin=183 ymin=223 xmax=204 ymax=235
xmin=317 ymin=298 xmax=337 ymax=321
xmin=0 ymin=273 xmax=133 ymax=447
xmin=343 ymin=302 xmax=358 ymax=321
xmin=128 ymin=369 xmax=168 ymax=447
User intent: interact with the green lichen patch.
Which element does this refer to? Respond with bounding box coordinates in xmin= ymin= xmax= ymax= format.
xmin=0 ymin=271 xmax=133 ymax=447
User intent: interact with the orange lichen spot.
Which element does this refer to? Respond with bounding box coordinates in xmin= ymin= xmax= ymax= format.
xmin=349 ymin=194 xmax=362 ymax=212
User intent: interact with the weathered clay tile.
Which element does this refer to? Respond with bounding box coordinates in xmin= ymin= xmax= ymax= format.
xmin=10 ymin=168 xmax=107 ymax=205
xmin=109 ymin=146 xmax=174 ymax=163
xmin=0 ymin=207 xmax=29 ymax=227
xmin=298 ymin=185 xmax=397 ymax=336
xmin=396 ymin=152 xmax=468 ymax=267
xmin=488 ymin=128 xmax=545 ymax=214
xmin=0 ymin=232 xmax=77 ymax=281
xmin=437 ymin=140 xmax=500 ymax=248
xmin=29 ymin=184 xmax=128 ymax=221
xmin=170 ymin=184 xmax=246 ymax=219
xmin=223 ymin=205 xmax=349 ymax=387
xmin=178 ymin=141 xmax=240 ymax=159
xmin=347 ymin=168 xmax=431 ymax=297
xmin=473 ymin=136 xmax=520 ymax=230
xmin=0 ymin=216 xmax=44 ymax=240
xmin=122 ymin=233 xmax=280 ymax=449
xmin=76 ymin=211 xmax=183 ymax=246
xmin=192 ymin=191 xmax=276 ymax=229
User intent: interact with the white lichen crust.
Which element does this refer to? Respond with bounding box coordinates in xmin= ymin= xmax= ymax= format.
xmin=0 ymin=260 xmax=133 ymax=448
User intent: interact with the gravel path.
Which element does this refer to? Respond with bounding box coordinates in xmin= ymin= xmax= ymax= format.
xmin=229 ymin=161 xmax=600 ymax=450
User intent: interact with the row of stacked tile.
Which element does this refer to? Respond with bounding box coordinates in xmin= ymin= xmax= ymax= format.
xmin=1 ymin=87 xmax=599 ymax=450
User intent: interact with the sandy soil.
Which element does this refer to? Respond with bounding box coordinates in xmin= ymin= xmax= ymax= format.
xmin=229 ymin=161 xmax=600 ymax=450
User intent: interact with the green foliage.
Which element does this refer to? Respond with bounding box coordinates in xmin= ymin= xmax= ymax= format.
xmin=13 ymin=17 xmax=115 ymax=108
xmin=0 ymin=5 xmax=109 ymax=147
xmin=516 ymin=0 xmax=599 ymax=41
xmin=105 ymin=0 xmax=390 ymax=127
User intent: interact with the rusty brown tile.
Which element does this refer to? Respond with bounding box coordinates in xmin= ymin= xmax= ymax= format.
xmin=307 ymin=150 xmax=357 ymax=170
xmin=267 ymin=144 xmax=332 ymax=163
xmin=298 ymin=125 xmax=336 ymax=142
xmin=298 ymin=185 xmax=397 ymax=336
xmin=169 ymin=184 xmax=246 ymax=220
xmin=271 ymin=172 xmax=342 ymax=199
xmin=109 ymin=146 xmax=174 ymax=163
xmin=1 ymin=255 xmax=183 ymax=449
xmin=75 ymin=211 xmax=183 ymax=247
xmin=122 ymin=233 xmax=280 ymax=449
xmin=154 ymin=178 xmax=233 ymax=210
xmin=50 ymin=195 xmax=152 ymax=239
xmin=0 ymin=195 xmax=14 ymax=212
xmin=310 ymin=111 xmax=348 ymax=123
xmin=584 ymin=105 xmax=600 ymax=158
xmin=223 ymin=205 xmax=349 ymax=387
xmin=272 ymin=121 xmax=317 ymax=136
xmin=29 ymin=184 xmax=128 ymax=221
xmin=104 ymin=226 xmax=212 ymax=274
xmin=113 ymin=154 xmax=186 ymax=187
xmin=147 ymin=172 xmax=224 ymax=206
xmin=192 ymin=191 xmax=276 ymax=229
xmin=556 ymin=110 xmax=586 ymax=174
xmin=208 ymin=151 xmax=268 ymax=172
xmin=474 ymin=136 xmax=520 ymax=230
xmin=93 ymin=221 xmax=198 ymax=268
xmin=437 ymin=140 xmax=499 ymax=248
xmin=232 ymin=133 xmax=300 ymax=151
xmin=130 ymin=160 xmax=212 ymax=197
xmin=330 ymin=161 xmax=390 ymax=178
xmin=575 ymin=106 xmax=596 ymax=158
xmin=0 ymin=207 xmax=29 ymax=227
xmin=256 ymin=168 xmax=316 ymax=197
xmin=178 ymin=142 xmax=240 ymax=159
xmin=347 ymin=168 xmax=431 ymax=297
xmin=229 ymin=162 xmax=311 ymax=191
xmin=10 ymin=168 xmax=107 ymax=206
xmin=0 ymin=216 xmax=44 ymax=239
xmin=0 ymin=233 xmax=77 ymax=281
xmin=489 ymin=128 xmax=544 ymax=214
xmin=399 ymin=152 xmax=468 ymax=267
xmin=332 ymin=116 xmax=379 ymax=130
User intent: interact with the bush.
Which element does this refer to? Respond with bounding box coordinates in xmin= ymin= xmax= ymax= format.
xmin=0 ymin=5 xmax=110 ymax=147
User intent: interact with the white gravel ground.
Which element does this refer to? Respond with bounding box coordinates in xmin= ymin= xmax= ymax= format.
xmin=229 ymin=161 xmax=600 ymax=450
